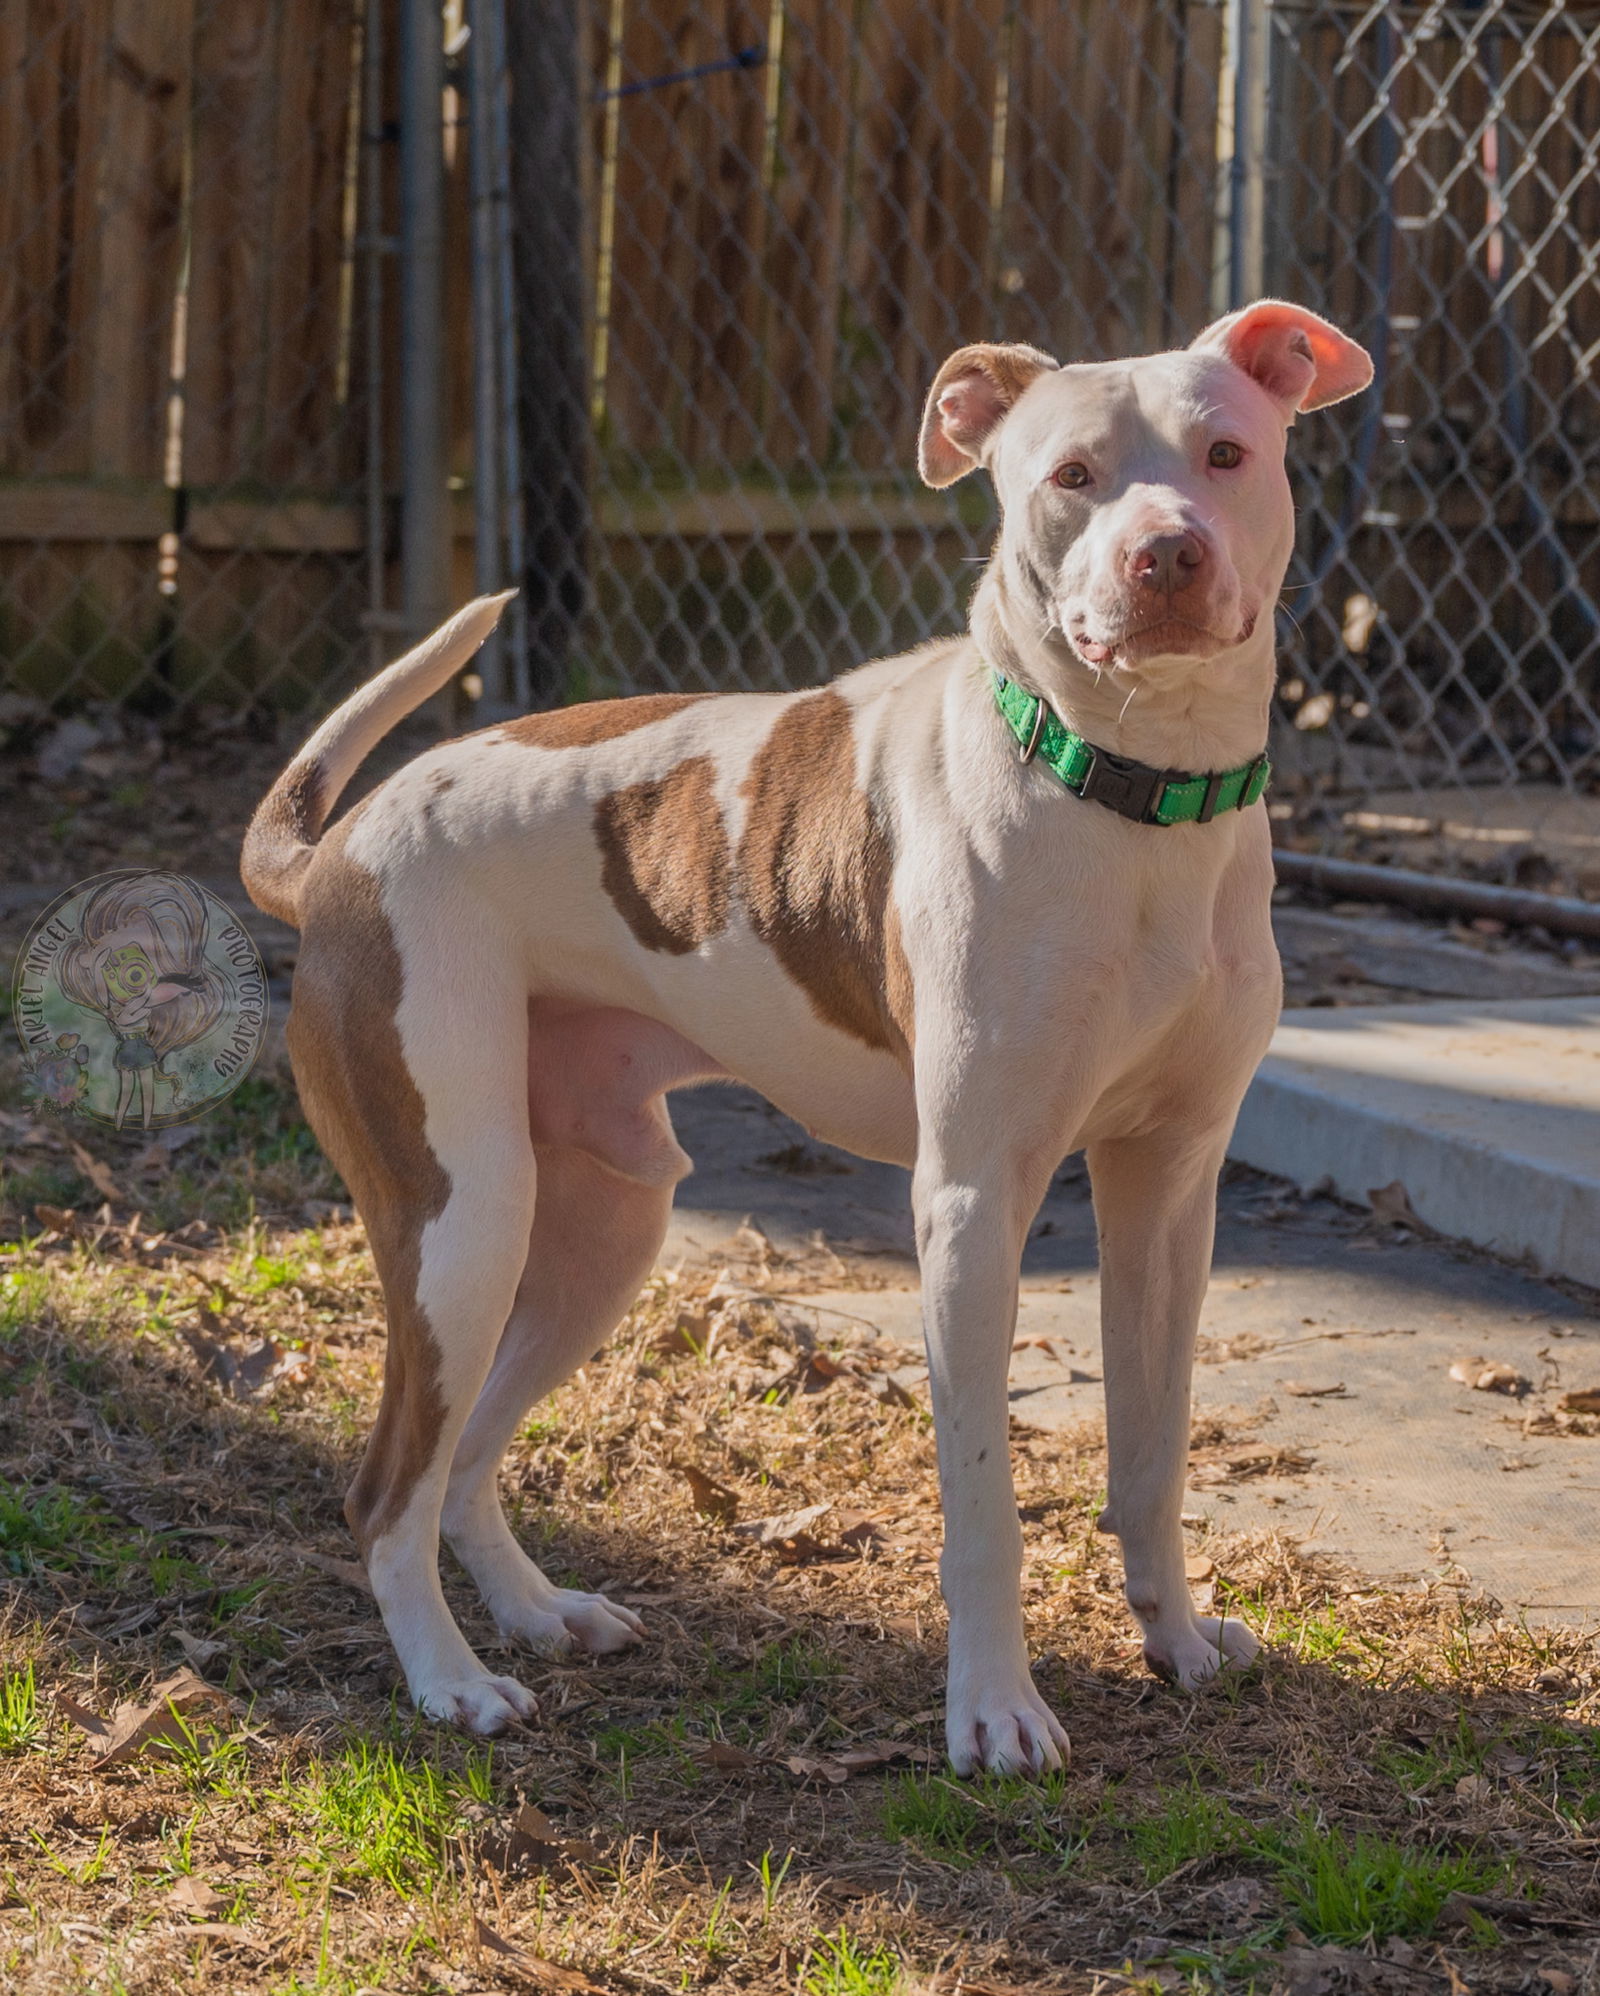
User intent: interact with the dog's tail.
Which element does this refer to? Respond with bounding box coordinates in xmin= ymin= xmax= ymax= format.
xmin=240 ymin=591 xmax=516 ymax=928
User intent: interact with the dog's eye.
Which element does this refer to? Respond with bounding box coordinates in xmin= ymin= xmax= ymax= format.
xmin=1053 ymin=461 xmax=1091 ymax=490
xmin=1208 ymin=440 xmax=1244 ymax=470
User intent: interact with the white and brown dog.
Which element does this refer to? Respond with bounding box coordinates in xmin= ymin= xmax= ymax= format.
xmin=243 ymin=300 xmax=1371 ymax=1775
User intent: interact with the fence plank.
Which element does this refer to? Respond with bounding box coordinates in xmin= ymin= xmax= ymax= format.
xmin=259 ymin=0 xmax=360 ymax=488
xmin=181 ymin=0 xmax=282 ymax=487
xmin=0 ymin=0 xmax=111 ymax=478
xmin=89 ymin=0 xmax=192 ymax=482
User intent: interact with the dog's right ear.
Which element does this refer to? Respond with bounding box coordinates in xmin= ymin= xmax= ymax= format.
xmin=917 ymin=343 xmax=1059 ymax=488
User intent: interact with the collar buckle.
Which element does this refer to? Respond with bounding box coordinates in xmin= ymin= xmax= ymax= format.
xmin=1078 ymin=746 xmax=1164 ymax=823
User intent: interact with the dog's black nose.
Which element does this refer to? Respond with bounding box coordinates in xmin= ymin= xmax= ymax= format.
xmin=1127 ymin=529 xmax=1205 ymax=594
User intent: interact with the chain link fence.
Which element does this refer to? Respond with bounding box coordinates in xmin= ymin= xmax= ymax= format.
xmin=3 ymin=3 xmax=1598 ymax=891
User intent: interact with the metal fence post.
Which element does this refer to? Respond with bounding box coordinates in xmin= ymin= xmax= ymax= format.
xmin=468 ymin=0 xmax=507 ymax=708
xmin=505 ymin=0 xmax=590 ymax=709
xmin=399 ymin=0 xmax=450 ymax=647
xmin=1215 ymin=0 xmax=1270 ymax=315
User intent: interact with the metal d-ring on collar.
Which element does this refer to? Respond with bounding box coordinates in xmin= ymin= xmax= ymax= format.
xmin=1018 ymin=694 xmax=1049 ymax=763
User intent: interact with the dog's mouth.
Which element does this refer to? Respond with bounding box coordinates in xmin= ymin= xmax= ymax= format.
xmin=1071 ymin=609 xmax=1256 ymax=666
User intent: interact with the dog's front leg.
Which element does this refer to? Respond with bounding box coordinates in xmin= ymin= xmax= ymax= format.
xmin=915 ymin=1143 xmax=1069 ymax=1777
xmin=1088 ymin=1126 xmax=1261 ymax=1688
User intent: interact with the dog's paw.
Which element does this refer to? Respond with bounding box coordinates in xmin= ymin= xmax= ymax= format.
xmin=495 ymin=1586 xmax=645 ymax=1657
xmin=1142 ymin=1614 xmax=1261 ymax=1690
xmin=946 ymin=1678 xmax=1070 ymax=1777
xmin=416 ymin=1670 xmax=538 ymax=1735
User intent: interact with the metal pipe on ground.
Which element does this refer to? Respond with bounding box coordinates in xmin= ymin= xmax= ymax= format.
xmin=1272 ymin=849 xmax=1600 ymax=943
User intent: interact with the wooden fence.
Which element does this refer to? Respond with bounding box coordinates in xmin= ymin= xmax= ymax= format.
xmin=0 ymin=0 xmax=1596 ymax=711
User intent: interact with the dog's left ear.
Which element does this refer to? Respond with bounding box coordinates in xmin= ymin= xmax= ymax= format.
xmin=918 ymin=342 xmax=1059 ymax=488
xmin=1191 ymin=300 xmax=1373 ymax=416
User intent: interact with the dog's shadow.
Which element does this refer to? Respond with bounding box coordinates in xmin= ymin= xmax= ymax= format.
xmin=8 ymin=1300 xmax=1600 ymax=1990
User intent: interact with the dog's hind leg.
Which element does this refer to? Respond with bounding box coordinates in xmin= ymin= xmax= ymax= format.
xmin=440 ymin=1145 xmax=670 ymax=1655
xmin=289 ymin=883 xmax=541 ymax=1735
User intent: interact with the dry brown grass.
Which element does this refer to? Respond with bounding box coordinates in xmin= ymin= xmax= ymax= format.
xmin=2 ymin=1051 xmax=1599 ymax=1996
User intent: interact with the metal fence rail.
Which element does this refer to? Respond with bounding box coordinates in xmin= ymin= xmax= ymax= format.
xmin=3 ymin=2 xmax=1598 ymax=891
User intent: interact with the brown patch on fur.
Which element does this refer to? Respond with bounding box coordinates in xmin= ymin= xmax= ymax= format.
xmin=500 ymin=693 xmax=707 ymax=749
xmin=286 ymin=824 xmax=450 ymax=1553
xmin=594 ymin=756 xmax=732 ymax=955
xmin=240 ymin=758 xmax=327 ymax=926
xmin=737 ymin=690 xmax=911 ymax=1058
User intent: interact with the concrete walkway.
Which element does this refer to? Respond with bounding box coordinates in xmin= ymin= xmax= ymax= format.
xmin=1232 ymin=997 xmax=1600 ymax=1289
xmin=666 ymin=1085 xmax=1600 ymax=1624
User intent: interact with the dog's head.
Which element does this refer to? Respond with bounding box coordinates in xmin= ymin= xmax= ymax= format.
xmin=918 ymin=301 xmax=1372 ymax=683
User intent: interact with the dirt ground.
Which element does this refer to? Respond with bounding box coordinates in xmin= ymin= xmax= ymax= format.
xmin=3 ymin=735 xmax=1600 ymax=1996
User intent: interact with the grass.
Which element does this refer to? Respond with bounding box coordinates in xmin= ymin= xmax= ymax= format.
xmin=0 ymin=1663 xmax=40 ymax=1751
xmin=1266 ymin=1819 xmax=1508 ymax=1946
xmin=801 ymin=1927 xmax=904 ymax=1996
xmin=2 ymin=1047 xmax=1599 ymax=1994
xmin=278 ymin=1740 xmax=496 ymax=1892
xmin=1128 ymin=1784 xmax=1255 ymax=1883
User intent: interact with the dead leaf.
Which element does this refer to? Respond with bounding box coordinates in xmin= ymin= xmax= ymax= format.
xmin=1276 ymin=1944 xmax=1354 ymax=1996
xmin=1206 ymin=1876 xmax=1264 ymax=1925
xmin=56 ymin=1690 xmax=111 ymax=1744
xmin=470 ymin=1919 xmax=609 ymax=1994
xmin=478 ymin=1801 xmax=603 ymax=1877
xmin=62 ymin=1668 xmax=230 ymax=1769
xmin=133 ymin=1125 xmax=202 ymax=1177
xmin=832 ymin=1509 xmax=883 ymax=1552
xmin=67 ymin=1139 xmax=123 ymax=1205
xmin=294 ymin=1548 xmax=374 ymax=1595
xmin=732 ymin=1500 xmax=834 ymax=1563
xmin=1539 ymin=1970 xmax=1577 ymax=1995
xmin=680 ymin=1464 xmax=739 ymax=1524
xmin=1455 ymin=1773 xmax=1493 ymax=1802
xmin=33 ymin=1202 xmax=80 ymax=1236
xmin=876 ymin=1374 xmax=920 ymax=1411
xmin=1560 ymin=1387 xmax=1600 ymax=1414
xmin=181 ymin=1922 xmax=263 ymax=1949
xmin=173 ymin=1629 xmax=226 ymax=1671
xmin=692 ymin=1741 xmax=768 ymax=1772
xmin=1367 ymin=1179 xmax=1431 ymax=1232
xmin=783 ymin=1739 xmax=929 ymax=1783
xmin=1282 ymin=1380 xmax=1347 ymax=1398
xmin=655 ymin=1303 xmax=718 ymax=1358
xmin=167 ymin=1876 xmax=224 ymax=1919
xmin=1449 ymin=1355 xmax=1531 ymax=1397
xmin=180 ymin=1321 xmax=309 ymax=1400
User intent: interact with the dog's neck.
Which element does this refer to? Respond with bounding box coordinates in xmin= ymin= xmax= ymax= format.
xmin=972 ymin=565 xmax=1277 ymax=776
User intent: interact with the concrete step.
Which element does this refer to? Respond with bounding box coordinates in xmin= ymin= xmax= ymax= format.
xmin=1232 ymin=996 xmax=1600 ymax=1289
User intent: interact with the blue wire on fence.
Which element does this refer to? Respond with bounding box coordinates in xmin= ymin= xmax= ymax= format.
xmin=596 ymin=43 xmax=765 ymax=103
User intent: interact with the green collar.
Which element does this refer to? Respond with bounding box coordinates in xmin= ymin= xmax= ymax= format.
xmin=990 ymin=671 xmax=1270 ymax=827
